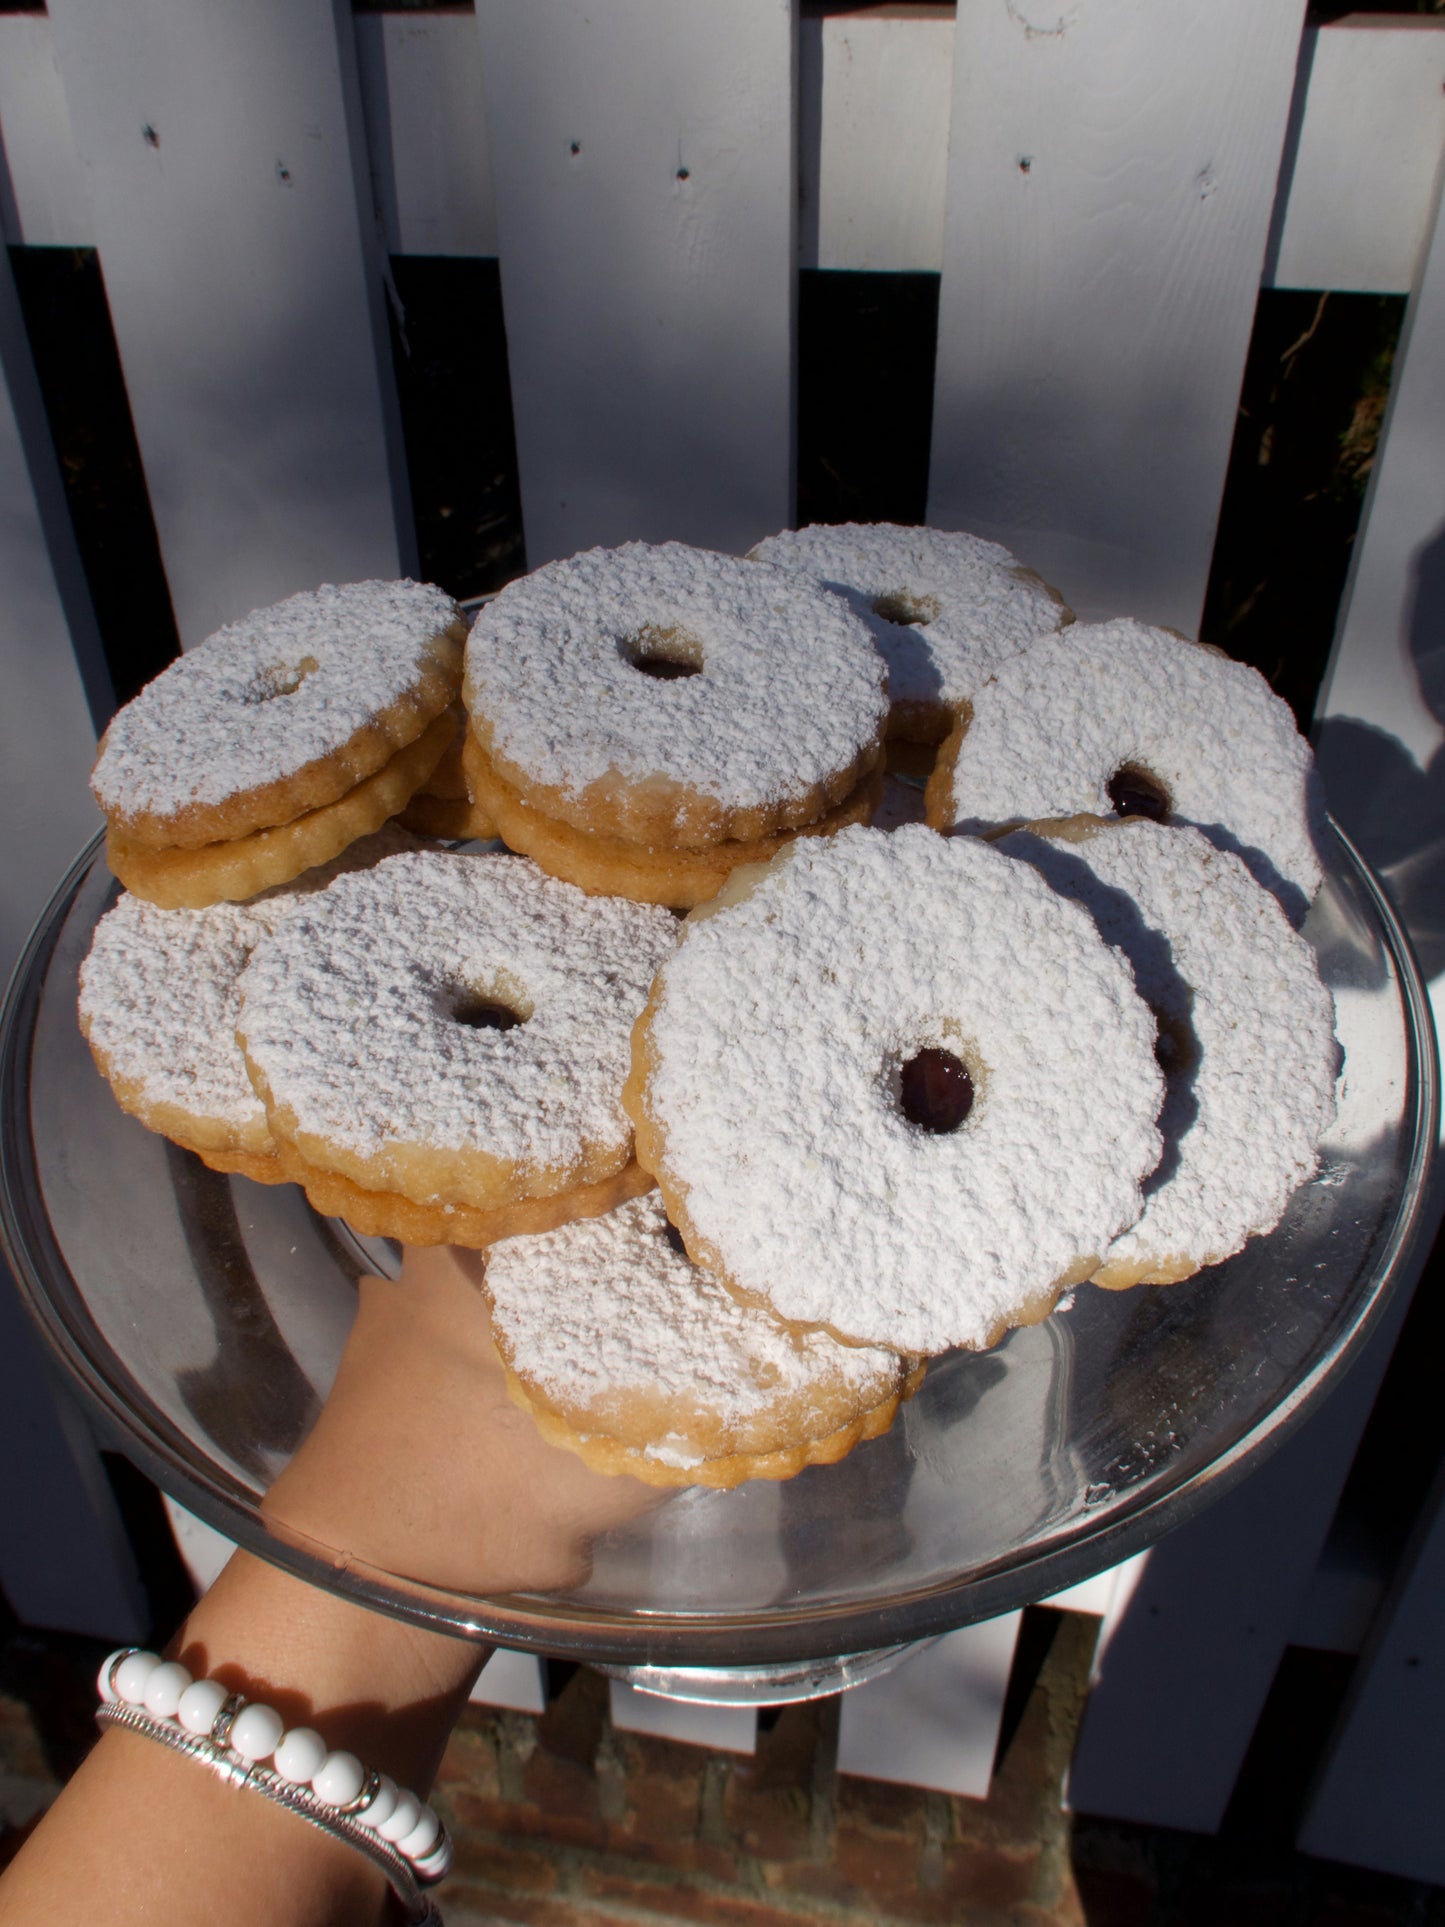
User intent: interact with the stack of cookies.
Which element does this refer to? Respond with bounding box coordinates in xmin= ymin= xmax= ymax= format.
xmin=460 ymin=542 xmax=889 ymax=906
xmin=90 ymin=580 xmax=467 ymax=908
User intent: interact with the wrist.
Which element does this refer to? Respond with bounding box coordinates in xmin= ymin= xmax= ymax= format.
xmin=172 ymin=1549 xmax=488 ymax=1796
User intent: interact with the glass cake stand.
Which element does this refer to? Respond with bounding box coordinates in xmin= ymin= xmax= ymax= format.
xmin=0 ymin=822 xmax=1435 ymax=1690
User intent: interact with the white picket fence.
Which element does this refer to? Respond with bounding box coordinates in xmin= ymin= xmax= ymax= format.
xmin=1 ymin=0 xmax=1442 ymax=1880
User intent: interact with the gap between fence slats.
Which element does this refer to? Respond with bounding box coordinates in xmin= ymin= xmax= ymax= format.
xmin=0 ymin=241 xmax=149 ymax=1645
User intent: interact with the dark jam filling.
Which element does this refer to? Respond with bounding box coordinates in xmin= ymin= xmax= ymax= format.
xmin=1107 ymin=766 xmax=1170 ymax=822
xmin=633 ymin=657 xmax=699 ymax=680
xmin=872 ymin=591 xmax=940 ymax=629
xmin=900 ymin=1048 xmax=974 ymax=1134
xmin=453 ymin=997 xmax=523 ymax=1032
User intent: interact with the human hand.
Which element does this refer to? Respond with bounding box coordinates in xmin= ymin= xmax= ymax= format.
xmin=262 ymin=1242 xmax=667 ymax=1598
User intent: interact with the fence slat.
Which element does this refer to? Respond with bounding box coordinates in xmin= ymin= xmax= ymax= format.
xmin=608 ymin=1681 xmax=758 ymax=1755
xmin=1313 ymin=153 xmax=1445 ymax=852
xmin=1290 ymin=143 xmax=1445 ymax=1883
xmin=1267 ymin=18 xmax=1445 ymax=296
xmin=353 ymin=12 xmax=497 ymax=260
xmin=0 ymin=14 xmax=91 ymax=252
xmin=6 ymin=12 xmax=1439 ymax=298
xmin=0 ymin=1281 xmax=150 ymax=1642
xmin=1297 ymin=1460 xmax=1445 ymax=1880
xmin=928 ymin=0 xmax=1307 ymax=631
xmin=43 ymin=0 xmax=414 ymax=648
xmin=799 ymin=7 xmax=952 ymax=274
xmin=473 ymin=0 xmax=796 ymax=565
xmin=836 ymin=1615 xmax=1021 ymax=1800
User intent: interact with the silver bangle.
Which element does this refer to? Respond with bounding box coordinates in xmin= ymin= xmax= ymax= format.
xmin=97 ymin=1649 xmax=450 ymax=1927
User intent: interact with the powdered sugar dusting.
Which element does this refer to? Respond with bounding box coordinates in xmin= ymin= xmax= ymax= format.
xmin=463 ymin=543 xmax=887 ymax=812
xmin=80 ymin=891 xmax=291 ymax=1133
xmin=641 ymin=824 xmax=1165 ymax=1354
xmin=77 ymin=825 xmax=425 ymax=1135
xmin=943 ymin=620 xmax=1324 ymax=913
xmin=1002 ymin=819 xmax=1338 ymax=1274
xmin=484 ymin=1191 xmax=902 ymax=1431
xmin=750 ymin=523 xmax=1068 ymax=710
xmin=91 ymin=580 xmax=461 ymax=819
xmin=237 ymin=851 xmax=677 ymax=1169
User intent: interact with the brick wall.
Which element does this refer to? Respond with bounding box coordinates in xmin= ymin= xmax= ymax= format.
xmin=430 ymin=1615 xmax=1097 ymax=1927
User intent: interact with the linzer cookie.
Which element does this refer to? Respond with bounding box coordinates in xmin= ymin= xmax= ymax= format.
xmin=92 ymin=579 xmax=466 ymax=905
xmin=236 ymin=849 xmax=677 ymax=1243
xmin=483 ymin=1191 xmax=925 ymax=1487
xmin=750 ymin=522 xmax=1071 ymax=746
xmin=625 ymin=823 xmax=1165 ymax=1356
xmin=924 ymin=618 xmax=1325 ymax=919
xmin=80 ymin=890 xmax=292 ymax=1182
xmin=462 ymin=542 xmax=888 ymax=903
xmin=77 ymin=825 xmax=423 ymax=1182
xmin=1001 ymin=817 xmax=1338 ymax=1286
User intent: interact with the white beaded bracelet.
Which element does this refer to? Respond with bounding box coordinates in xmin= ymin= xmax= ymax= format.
xmin=97 ymin=1648 xmax=452 ymax=1926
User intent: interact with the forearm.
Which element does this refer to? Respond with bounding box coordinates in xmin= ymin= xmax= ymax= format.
xmin=0 ymin=1248 xmax=650 ymax=1924
xmin=0 ymin=1550 xmax=487 ymax=1926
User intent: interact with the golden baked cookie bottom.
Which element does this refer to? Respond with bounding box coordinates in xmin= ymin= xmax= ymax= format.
xmin=494 ymin=1353 xmax=927 ymax=1490
xmin=415 ymin=715 xmax=469 ymax=799
xmin=274 ymin=1140 xmax=656 ymax=1248
xmin=79 ymin=1039 xmax=279 ymax=1170
xmin=106 ymin=619 xmax=465 ymax=851
xmin=470 ymin=713 xmax=885 ymax=854
xmin=107 ymin=711 xmax=453 ymax=908
xmin=1090 ymin=1251 xmax=1201 ymax=1290
xmin=396 ymin=790 xmax=499 ymax=842
xmin=464 ymin=734 xmax=883 ymax=907
xmin=195 ymin=1144 xmax=289 ymax=1185
xmin=395 ymin=709 xmax=498 ymax=838
xmin=248 ymin=1067 xmax=640 ymax=1218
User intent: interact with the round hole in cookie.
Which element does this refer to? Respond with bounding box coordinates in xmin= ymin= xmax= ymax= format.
xmin=1153 ymin=1008 xmax=1196 ymax=1079
xmin=900 ymin=1048 xmax=974 ymax=1134
xmin=453 ymin=997 xmax=524 ymax=1032
xmin=872 ymin=591 xmax=942 ymax=629
xmin=450 ymin=973 xmax=533 ymax=1032
xmin=1107 ymin=763 xmax=1171 ymax=823
xmin=244 ymin=656 xmax=320 ymax=705
xmin=622 ymin=624 xmax=703 ymax=681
